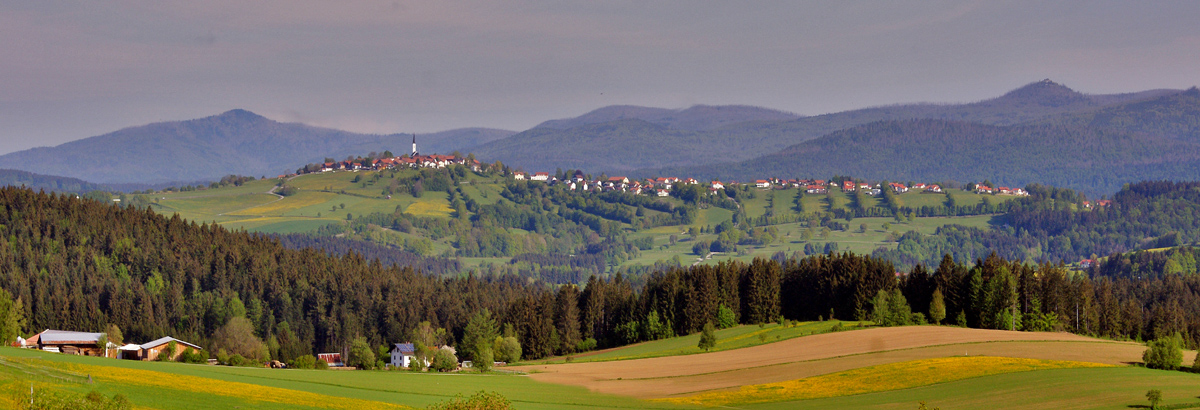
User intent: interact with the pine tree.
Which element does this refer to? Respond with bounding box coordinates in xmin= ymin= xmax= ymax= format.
xmin=698 ymin=322 xmax=717 ymax=352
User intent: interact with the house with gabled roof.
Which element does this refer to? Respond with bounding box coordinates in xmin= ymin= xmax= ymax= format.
xmin=136 ymin=337 xmax=203 ymax=361
xmin=30 ymin=329 xmax=107 ymax=357
xmin=389 ymin=342 xmax=417 ymax=368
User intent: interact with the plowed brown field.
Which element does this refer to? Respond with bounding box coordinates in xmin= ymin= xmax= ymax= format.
xmin=511 ymin=326 xmax=1158 ymax=399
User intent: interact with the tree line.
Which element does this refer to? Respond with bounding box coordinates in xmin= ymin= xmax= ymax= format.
xmin=4 ymin=185 xmax=1200 ymax=370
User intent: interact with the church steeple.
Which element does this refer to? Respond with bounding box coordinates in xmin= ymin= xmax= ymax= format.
xmin=411 ymin=133 xmax=418 ymax=156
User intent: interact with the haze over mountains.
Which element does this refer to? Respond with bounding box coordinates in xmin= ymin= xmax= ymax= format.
xmin=0 ymin=79 xmax=1196 ymax=194
xmin=0 ymin=110 xmax=513 ymax=184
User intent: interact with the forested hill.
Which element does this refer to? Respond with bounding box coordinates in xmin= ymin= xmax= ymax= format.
xmin=659 ymin=118 xmax=1200 ymax=195
xmin=1038 ymin=87 xmax=1200 ymax=140
xmin=5 ymin=185 xmax=1200 ymax=366
xmin=471 ymin=80 xmax=1181 ymax=173
xmin=0 ymin=169 xmax=110 ymax=193
xmin=650 ymin=86 xmax=1200 ymax=195
xmin=0 ymin=109 xmax=513 ymax=184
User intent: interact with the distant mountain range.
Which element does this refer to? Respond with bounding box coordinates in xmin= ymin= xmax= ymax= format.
xmin=468 ymin=80 xmax=1183 ymax=179
xmin=0 ymin=109 xmax=513 ymax=184
xmin=654 ymin=86 xmax=1200 ymax=194
xmin=0 ymin=79 xmax=1195 ymax=194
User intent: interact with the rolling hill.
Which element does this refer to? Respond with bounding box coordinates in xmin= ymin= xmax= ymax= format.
xmin=650 ymin=87 xmax=1200 ymax=194
xmin=659 ymin=119 xmax=1200 ymax=194
xmin=0 ymin=109 xmax=513 ymax=184
xmin=0 ymin=168 xmax=111 ymax=193
xmin=470 ymin=80 xmax=1181 ymax=174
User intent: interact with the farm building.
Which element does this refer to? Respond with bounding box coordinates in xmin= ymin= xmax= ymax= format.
xmin=318 ymin=353 xmax=344 ymax=367
xmin=389 ymin=342 xmax=417 ymax=368
xmin=28 ymin=329 xmax=110 ymax=357
xmin=135 ymin=337 xmax=203 ymax=361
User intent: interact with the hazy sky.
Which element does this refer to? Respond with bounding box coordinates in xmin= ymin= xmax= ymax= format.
xmin=2 ymin=1 xmax=1198 ymax=154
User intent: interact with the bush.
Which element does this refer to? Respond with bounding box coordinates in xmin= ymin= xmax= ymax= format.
xmin=177 ymin=348 xmax=207 ymax=364
xmin=427 ymin=391 xmax=513 ymax=410
xmin=431 ymin=348 xmax=458 ymax=372
xmin=1147 ymin=389 xmax=1163 ymax=409
xmin=575 ymin=338 xmax=597 ymax=352
xmin=315 ymin=359 xmax=329 ymax=370
xmin=717 ymin=304 xmax=737 ymax=329
xmin=156 ymin=341 xmax=178 ymax=362
xmin=1144 ymin=334 xmax=1184 ymax=370
xmin=493 ymin=336 xmax=522 ymax=363
xmin=227 ymin=354 xmax=249 ymax=367
xmin=290 ymin=355 xmax=317 ymax=369
xmin=348 ymin=336 xmax=377 ymax=370
xmin=698 ymin=322 xmax=717 ymax=352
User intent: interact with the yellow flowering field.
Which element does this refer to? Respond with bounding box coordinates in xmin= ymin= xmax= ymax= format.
xmin=658 ymin=356 xmax=1111 ymax=406
xmin=405 ymin=200 xmax=453 ymax=217
xmin=48 ymin=360 xmax=410 ymax=410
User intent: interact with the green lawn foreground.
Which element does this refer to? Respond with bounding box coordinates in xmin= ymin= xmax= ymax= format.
xmin=744 ymin=366 xmax=1200 ymax=410
xmin=0 ymin=347 xmax=689 ymax=410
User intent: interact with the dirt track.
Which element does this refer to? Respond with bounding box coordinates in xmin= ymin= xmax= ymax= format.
xmin=511 ymin=326 xmax=1155 ymax=399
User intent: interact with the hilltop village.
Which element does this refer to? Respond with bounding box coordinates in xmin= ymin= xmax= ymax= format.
xmin=291 ymin=135 xmax=1031 ymax=199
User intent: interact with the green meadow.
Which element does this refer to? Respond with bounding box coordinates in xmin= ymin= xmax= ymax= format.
xmin=0 ymin=347 xmax=688 ymax=410
xmin=143 ymin=170 xmax=1013 ymax=270
xmin=539 ymin=320 xmax=867 ymax=364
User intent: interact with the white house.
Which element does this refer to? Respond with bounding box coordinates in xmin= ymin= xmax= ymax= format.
xmin=389 ymin=342 xmax=417 ymax=368
xmin=531 ymin=172 xmax=550 ymax=181
xmin=513 ymin=172 xmax=527 ymax=180
xmin=755 ymin=180 xmax=771 ymax=188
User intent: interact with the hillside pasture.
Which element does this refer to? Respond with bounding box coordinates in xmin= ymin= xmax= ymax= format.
xmin=511 ymin=326 xmax=1149 ymax=399
xmin=551 ymin=321 xmax=865 ymax=363
xmin=0 ymin=348 xmax=686 ymax=410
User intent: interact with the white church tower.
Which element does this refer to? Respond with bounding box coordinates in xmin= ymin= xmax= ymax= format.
xmin=411 ymin=133 xmax=418 ymax=156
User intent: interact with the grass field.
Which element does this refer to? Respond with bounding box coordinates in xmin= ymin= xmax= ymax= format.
xmin=550 ymin=321 xmax=866 ymax=363
xmin=512 ymin=326 xmax=1152 ymax=399
xmin=659 ymin=356 xmax=1111 ymax=407
xmin=151 ymin=171 xmax=446 ymax=235
xmin=3 ymin=325 xmax=1190 ymax=410
xmin=0 ymin=348 xmax=688 ymax=410
xmin=147 ymin=172 xmax=1016 ymax=272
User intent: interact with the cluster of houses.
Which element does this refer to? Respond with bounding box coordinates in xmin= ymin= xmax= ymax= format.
xmin=974 ymin=185 xmax=1030 ymax=196
xmin=318 ymin=154 xmax=482 ymax=174
xmin=316 ymin=342 xmax=492 ymax=371
xmin=15 ymin=329 xmax=202 ymax=361
xmin=510 ymin=171 xmax=1032 ymax=199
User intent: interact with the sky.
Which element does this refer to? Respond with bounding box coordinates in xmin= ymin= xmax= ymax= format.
xmin=1 ymin=1 xmax=1198 ymax=155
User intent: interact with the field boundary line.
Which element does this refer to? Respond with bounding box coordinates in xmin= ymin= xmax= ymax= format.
xmin=605 ymin=339 xmax=1139 ymax=382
